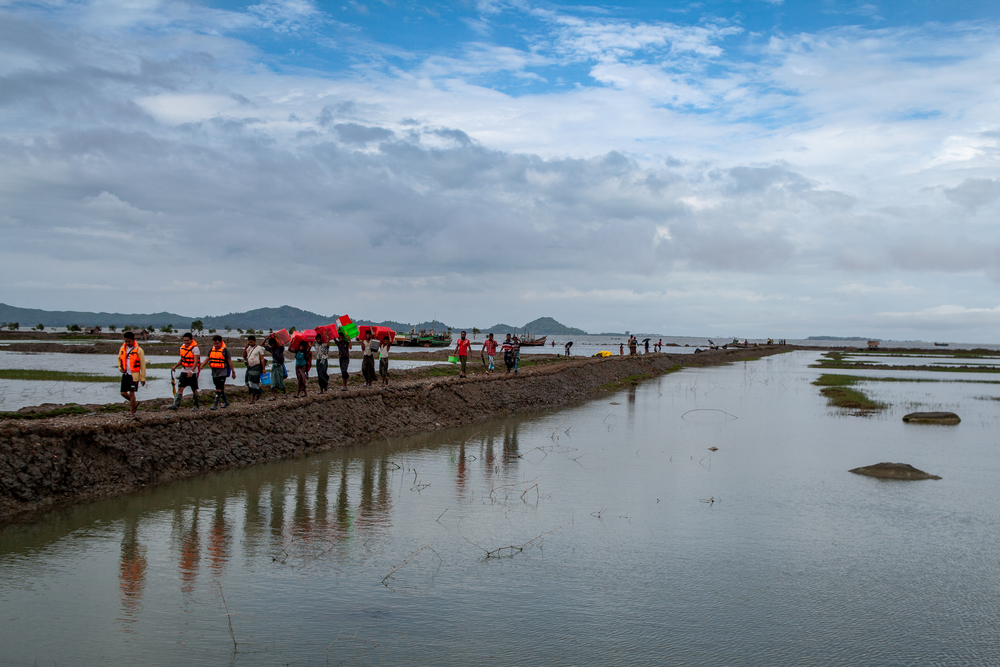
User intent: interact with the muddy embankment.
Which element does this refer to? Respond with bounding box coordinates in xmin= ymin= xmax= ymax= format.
xmin=0 ymin=347 xmax=786 ymax=522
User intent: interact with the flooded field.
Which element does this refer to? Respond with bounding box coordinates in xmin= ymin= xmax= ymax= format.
xmin=2 ymin=351 xmax=999 ymax=666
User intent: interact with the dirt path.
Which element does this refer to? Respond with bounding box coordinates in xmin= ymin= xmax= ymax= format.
xmin=0 ymin=346 xmax=788 ymax=522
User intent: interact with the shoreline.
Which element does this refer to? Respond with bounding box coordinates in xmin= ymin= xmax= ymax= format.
xmin=3 ymin=346 xmax=784 ymax=523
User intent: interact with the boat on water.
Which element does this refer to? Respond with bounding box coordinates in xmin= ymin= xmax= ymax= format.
xmin=934 ymin=342 xmax=949 ymax=347
xmin=517 ymin=331 xmax=547 ymax=346
xmin=397 ymin=328 xmax=452 ymax=347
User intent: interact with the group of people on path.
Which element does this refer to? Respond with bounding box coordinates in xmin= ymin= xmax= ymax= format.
xmin=118 ymin=326 xmax=394 ymax=415
xmin=620 ymin=336 xmax=664 ymax=356
xmin=457 ymin=331 xmax=524 ymax=377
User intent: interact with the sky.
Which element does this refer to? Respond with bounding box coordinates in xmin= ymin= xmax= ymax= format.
xmin=1 ymin=0 xmax=999 ymax=340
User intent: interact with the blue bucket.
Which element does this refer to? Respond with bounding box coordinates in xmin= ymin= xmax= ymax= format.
xmin=260 ymin=372 xmax=271 ymax=386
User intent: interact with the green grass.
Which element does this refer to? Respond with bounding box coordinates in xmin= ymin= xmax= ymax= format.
xmin=812 ymin=374 xmax=886 ymax=411
xmin=0 ymin=369 xmax=121 ymax=382
xmin=812 ymin=351 xmax=1000 ymax=373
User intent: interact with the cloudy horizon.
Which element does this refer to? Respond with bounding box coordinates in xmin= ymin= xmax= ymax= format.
xmin=2 ymin=0 xmax=999 ymax=342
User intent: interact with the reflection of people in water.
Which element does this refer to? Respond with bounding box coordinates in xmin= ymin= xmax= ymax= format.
xmin=456 ymin=441 xmax=468 ymax=498
xmin=207 ymin=501 xmax=229 ymax=577
xmin=177 ymin=507 xmax=200 ymax=594
xmin=119 ymin=517 xmax=147 ymax=622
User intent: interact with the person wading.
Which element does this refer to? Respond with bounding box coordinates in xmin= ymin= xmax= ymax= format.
xmin=205 ymin=335 xmax=235 ymax=410
xmin=169 ymin=332 xmax=200 ymax=411
xmin=243 ymin=335 xmax=267 ymax=404
xmin=455 ymin=330 xmax=472 ymax=378
xmin=118 ymin=331 xmax=146 ymax=416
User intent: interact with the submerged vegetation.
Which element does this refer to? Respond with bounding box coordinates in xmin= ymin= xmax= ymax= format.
xmin=0 ymin=369 xmax=120 ymax=382
xmin=812 ymin=351 xmax=1000 ymax=373
xmin=812 ymin=374 xmax=887 ymax=411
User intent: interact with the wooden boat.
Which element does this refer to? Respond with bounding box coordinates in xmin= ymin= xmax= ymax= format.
xmin=397 ymin=328 xmax=452 ymax=347
xmin=934 ymin=342 xmax=949 ymax=347
xmin=517 ymin=331 xmax=547 ymax=346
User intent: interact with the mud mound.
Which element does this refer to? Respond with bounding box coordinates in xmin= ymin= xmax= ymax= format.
xmin=902 ymin=412 xmax=960 ymax=424
xmin=849 ymin=462 xmax=942 ymax=480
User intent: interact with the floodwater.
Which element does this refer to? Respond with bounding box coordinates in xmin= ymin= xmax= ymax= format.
xmin=0 ymin=352 xmax=440 ymax=411
xmin=2 ymin=351 xmax=1000 ymax=666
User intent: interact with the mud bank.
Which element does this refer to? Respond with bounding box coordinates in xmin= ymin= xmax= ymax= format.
xmin=0 ymin=347 xmax=785 ymax=522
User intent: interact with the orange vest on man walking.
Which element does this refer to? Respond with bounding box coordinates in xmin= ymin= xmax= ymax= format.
xmin=118 ymin=343 xmax=144 ymax=379
xmin=208 ymin=342 xmax=229 ymax=370
xmin=179 ymin=340 xmax=199 ymax=368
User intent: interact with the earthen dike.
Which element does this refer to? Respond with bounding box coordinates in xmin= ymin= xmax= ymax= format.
xmin=0 ymin=347 xmax=787 ymax=522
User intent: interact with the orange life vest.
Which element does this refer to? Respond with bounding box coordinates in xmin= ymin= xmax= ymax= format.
xmin=179 ymin=340 xmax=198 ymax=368
xmin=207 ymin=342 xmax=228 ymax=370
xmin=119 ymin=343 xmax=142 ymax=374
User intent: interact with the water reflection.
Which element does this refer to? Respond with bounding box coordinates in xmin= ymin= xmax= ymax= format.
xmin=117 ymin=517 xmax=146 ymax=627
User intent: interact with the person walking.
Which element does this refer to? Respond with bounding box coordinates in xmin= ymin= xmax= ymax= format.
xmin=379 ymin=335 xmax=391 ymax=385
xmin=169 ymin=332 xmax=200 ymax=411
xmin=629 ymin=336 xmax=637 ymax=356
xmin=512 ymin=334 xmax=521 ymax=374
xmin=455 ymin=331 xmax=472 ymax=378
xmin=564 ymin=341 xmax=573 ymax=357
xmin=243 ymin=335 xmax=267 ymax=404
xmin=118 ymin=331 xmax=146 ymax=416
xmin=335 ymin=329 xmax=352 ymax=391
xmin=482 ymin=333 xmax=497 ymax=374
xmin=314 ymin=334 xmax=329 ymax=393
xmin=360 ymin=329 xmax=377 ymax=386
xmin=294 ymin=341 xmax=311 ymax=397
xmin=205 ymin=334 xmax=235 ymax=410
xmin=265 ymin=335 xmax=287 ymax=399
xmin=502 ymin=334 xmax=514 ymax=373
xmin=644 ymin=339 xmax=650 ymax=354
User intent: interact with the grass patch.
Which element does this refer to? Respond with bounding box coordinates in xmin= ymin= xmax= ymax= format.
xmin=600 ymin=373 xmax=654 ymax=392
xmin=812 ymin=374 xmax=886 ymax=410
xmin=812 ymin=352 xmax=1000 ymax=373
xmin=0 ymin=369 xmax=121 ymax=382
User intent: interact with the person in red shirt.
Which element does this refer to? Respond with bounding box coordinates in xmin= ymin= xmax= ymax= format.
xmin=482 ymin=333 xmax=498 ymax=374
xmin=455 ymin=330 xmax=473 ymax=377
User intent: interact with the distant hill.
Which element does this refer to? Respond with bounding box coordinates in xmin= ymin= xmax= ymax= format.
xmin=522 ymin=317 xmax=588 ymax=335
xmin=0 ymin=303 xmax=590 ymax=337
xmin=0 ymin=302 xmax=188 ymax=328
xmin=201 ymin=306 xmax=332 ymax=331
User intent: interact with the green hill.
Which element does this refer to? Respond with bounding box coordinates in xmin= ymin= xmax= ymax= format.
xmin=521 ymin=317 xmax=588 ymax=335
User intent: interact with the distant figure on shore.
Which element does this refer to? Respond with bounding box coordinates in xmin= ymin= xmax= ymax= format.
xmin=551 ymin=340 xmax=555 ymax=347
xmin=644 ymin=339 xmax=650 ymax=354
xmin=265 ymin=335 xmax=287 ymax=398
xmin=360 ymin=329 xmax=377 ymax=386
xmin=294 ymin=341 xmax=311 ymax=397
xmin=512 ymin=335 xmax=521 ymax=374
xmin=243 ymin=335 xmax=267 ymax=404
xmin=169 ymin=332 xmax=200 ymax=411
xmin=379 ymin=336 xmax=391 ymax=385
xmin=502 ymin=334 xmax=515 ymax=373
xmin=455 ymin=331 xmax=472 ymax=378
xmin=657 ymin=339 xmax=663 ymax=352
xmin=619 ymin=343 xmax=624 ymax=355
xmin=335 ymin=329 xmax=351 ymax=391
xmin=483 ymin=333 xmax=497 ymax=374
xmin=205 ymin=335 xmax=234 ymax=410
xmin=118 ymin=331 xmax=146 ymax=416
xmin=629 ymin=336 xmax=637 ymax=356
xmin=564 ymin=341 xmax=573 ymax=357
xmin=313 ymin=334 xmax=329 ymax=394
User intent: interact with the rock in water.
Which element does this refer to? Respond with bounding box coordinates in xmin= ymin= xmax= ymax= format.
xmin=902 ymin=411 xmax=960 ymax=424
xmin=849 ymin=462 xmax=942 ymax=480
